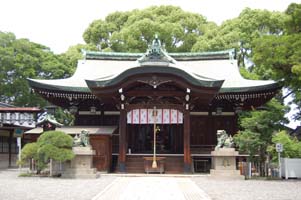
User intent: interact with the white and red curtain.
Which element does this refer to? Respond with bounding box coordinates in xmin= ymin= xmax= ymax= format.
xmin=127 ymin=109 xmax=183 ymax=124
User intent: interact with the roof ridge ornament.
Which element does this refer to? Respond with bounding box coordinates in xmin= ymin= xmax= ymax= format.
xmin=150 ymin=34 xmax=162 ymax=57
xmin=36 ymin=112 xmax=63 ymax=131
xmin=137 ymin=35 xmax=176 ymax=65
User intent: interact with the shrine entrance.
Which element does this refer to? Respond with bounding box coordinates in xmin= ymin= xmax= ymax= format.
xmin=127 ymin=124 xmax=183 ymax=154
xmin=126 ymin=108 xmax=184 ymax=154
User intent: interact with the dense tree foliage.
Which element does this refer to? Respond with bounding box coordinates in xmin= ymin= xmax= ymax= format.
xmin=267 ymin=131 xmax=301 ymax=162
xmin=252 ymin=3 xmax=301 ymax=120
xmin=20 ymin=143 xmax=39 ymax=163
xmin=37 ymin=131 xmax=74 ymax=162
xmin=20 ymin=131 xmax=74 ymax=173
xmin=232 ymin=5 xmax=301 ymax=174
xmin=0 ymin=32 xmax=73 ymax=107
xmin=193 ymin=8 xmax=285 ymax=67
xmin=234 ymin=98 xmax=288 ymax=175
xmin=60 ymin=43 xmax=97 ymax=70
xmin=83 ymin=6 xmax=211 ymax=52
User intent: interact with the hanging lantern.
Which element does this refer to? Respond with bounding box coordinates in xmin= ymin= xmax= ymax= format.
xmin=90 ymin=106 xmax=96 ymax=113
xmin=69 ymin=106 xmax=78 ymax=114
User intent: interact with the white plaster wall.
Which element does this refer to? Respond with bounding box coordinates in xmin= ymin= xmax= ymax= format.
xmin=281 ymin=158 xmax=301 ymax=179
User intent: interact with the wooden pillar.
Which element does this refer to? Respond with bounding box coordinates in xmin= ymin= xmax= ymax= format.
xmin=118 ymin=109 xmax=127 ymax=172
xmin=8 ymin=130 xmax=13 ymax=168
xmin=233 ymin=114 xmax=239 ymax=134
xmin=183 ymin=110 xmax=191 ymax=173
xmin=208 ymin=108 xmax=214 ymax=146
xmin=100 ymin=110 xmax=104 ymax=125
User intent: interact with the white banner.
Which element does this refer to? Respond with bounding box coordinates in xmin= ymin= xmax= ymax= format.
xmin=127 ymin=109 xmax=183 ymax=124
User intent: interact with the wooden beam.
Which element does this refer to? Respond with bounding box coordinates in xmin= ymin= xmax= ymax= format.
xmin=126 ymin=104 xmax=185 ymax=112
xmin=125 ymin=90 xmax=185 ymax=97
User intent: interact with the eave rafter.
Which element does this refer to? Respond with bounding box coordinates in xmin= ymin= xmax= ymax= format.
xmin=31 ymin=87 xmax=98 ymax=108
xmin=213 ymin=88 xmax=280 ymax=110
xmin=32 ymin=88 xmax=96 ymax=100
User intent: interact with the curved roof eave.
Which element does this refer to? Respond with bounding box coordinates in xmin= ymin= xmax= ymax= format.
xmin=85 ymin=66 xmax=225 ymax=89
xmin=220 ymin=82 xmax=282 ymax=93
xmin=27 ymin=78 xmax=91 ymax=93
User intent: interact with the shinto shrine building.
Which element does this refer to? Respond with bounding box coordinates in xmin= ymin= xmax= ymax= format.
xmin=27 ymin=38 xmax=280 ymax=173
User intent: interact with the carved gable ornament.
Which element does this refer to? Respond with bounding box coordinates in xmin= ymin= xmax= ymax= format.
xmin=137 ymin=76 xmax=171 ymax=89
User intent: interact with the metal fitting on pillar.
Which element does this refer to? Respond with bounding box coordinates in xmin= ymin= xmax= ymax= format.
xmin=120 ymin=94 xmax=125 ymax=101
xmin=185 ymin=88 xmax=190 ymax=110
xmin=119 ymin=88 xmax=125 ymax=110
xmin=185 ymin=94 xmax=190 ymax=102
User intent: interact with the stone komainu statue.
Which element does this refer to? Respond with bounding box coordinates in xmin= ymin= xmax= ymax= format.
xmin=73 ymin=130 xmax=90 ymax=147
xmin=215 ymin=130 xmax=234 ymax=150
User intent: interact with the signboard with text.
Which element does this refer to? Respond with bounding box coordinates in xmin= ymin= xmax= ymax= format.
xmin=276 ymin=143 xmax=283 ymax=152
xmin=14 ymin=128 xmax=24 ymax=137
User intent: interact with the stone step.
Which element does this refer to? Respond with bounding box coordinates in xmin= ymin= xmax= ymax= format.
xmin=62 ymin=173 xmax=99 ymax=179
xmin=210 ymin=169 xmax=242 ymax=176
xmin=64 ymin=168 xmax=97 ymax=174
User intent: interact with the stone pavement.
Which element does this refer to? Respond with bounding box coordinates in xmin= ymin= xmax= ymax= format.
xmin=92 ymin=177 xmax=211 ymax=200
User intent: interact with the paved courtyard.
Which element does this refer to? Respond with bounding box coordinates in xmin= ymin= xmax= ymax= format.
xmin=0 ymin=169 xmax=301 ymax=200
xmin=92 ymin=177 xmax=210 ymax=200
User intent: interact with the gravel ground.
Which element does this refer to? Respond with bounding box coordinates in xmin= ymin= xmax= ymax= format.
xmin=192 ymin=177 xmax=301 ymax=200
xmin=0 ymin=169 xmax=116 ymax=200
xmin=1 ymin=169 xmax=301 ymax=200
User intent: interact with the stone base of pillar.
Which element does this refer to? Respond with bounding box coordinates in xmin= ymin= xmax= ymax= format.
xmin=118 ymin=162 xmax=126 ymax=172
xmin=184 ymin=163 xmax=192 ymax=173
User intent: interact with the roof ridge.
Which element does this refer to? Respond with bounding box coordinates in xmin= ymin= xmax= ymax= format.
xmin=83 ymin=49 xmax=235 ymax=61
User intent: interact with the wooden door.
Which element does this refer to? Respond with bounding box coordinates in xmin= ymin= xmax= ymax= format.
xmin=90 ymin=135 xmax=111 ymax=171
xmin=191 ymin=116 xmax=208 ymax=145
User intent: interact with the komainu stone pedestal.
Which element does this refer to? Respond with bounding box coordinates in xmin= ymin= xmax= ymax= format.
xmin=210 ymin=148 xmax=244 ymax=179
xmin=62 ymin=146 xmax=98 ymax=178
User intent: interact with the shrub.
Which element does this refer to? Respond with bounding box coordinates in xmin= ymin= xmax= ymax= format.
xmin=20 ymin=131 xmax=74 ymax=173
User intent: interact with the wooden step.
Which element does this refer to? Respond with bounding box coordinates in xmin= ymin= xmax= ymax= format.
xmin=165 ymin=157 xmax=184 ymax=173
xmin=125 ymin=156 xmax=145 ymax=173
xmin=123 ymin=156 xmax=185 ymax=173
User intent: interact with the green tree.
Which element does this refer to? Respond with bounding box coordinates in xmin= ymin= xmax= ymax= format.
xmin=192 ymin=18 xmax=241 ymax=52
xmin=234 ymin=98 xmax=288 ymax=175
xmin=268 ymin=131 xmax=301 ymax=162
xmin=37 ymin=131 xmax=74 ymax=163
xmin=54 ymin=107 xmax=74 ymax=126
xmin=0 ymin=31 xmax=75 ymax=125
xmin=20 ymin=131 xmax=74 ymax=173
xmin=252 ymin=3 xmax=301 ymax=120
xmin=233 ymin=130 xmax=264 ymax=162
xmin=19 ymin=143 xmax=39 ymax=165
xmin=60 ymin=43 xmax=97 ymax=70
xmin=83 ymin=5 xmax=211 ymax=52
xmin=0 ymin=31 xmax=73 ymax=107
xmin=193 ymin=8 xmax=285 ymax=67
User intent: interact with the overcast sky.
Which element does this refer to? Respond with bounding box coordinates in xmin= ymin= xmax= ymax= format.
xmin=0 ymin=0 xmax=297 ymax=54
